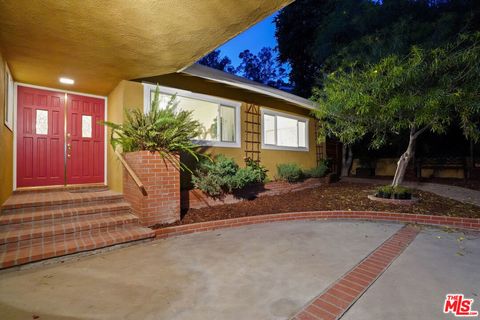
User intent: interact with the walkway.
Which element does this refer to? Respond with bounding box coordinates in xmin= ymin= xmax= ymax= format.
xmin=0 ymin=220 xmax=478 ymax=319
xmin=343 ymin=177 xmax=480 ymax=207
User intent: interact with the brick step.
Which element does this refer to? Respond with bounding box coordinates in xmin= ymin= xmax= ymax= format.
xmin=0 ymin=201 xmax=131 ymax=226
xmin=13 ymin=184 xmax=109 ymax=194
xmin=0 ymin=213 xmax=140 ymax=245
xmin=0 ymin=225 xmax=155 ymax=269
xmin=1 ymin=190 xmax=124 ymax=212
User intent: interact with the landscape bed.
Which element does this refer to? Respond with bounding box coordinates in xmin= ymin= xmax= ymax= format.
xmin=153 ymin=182 xmax=480 ymax=228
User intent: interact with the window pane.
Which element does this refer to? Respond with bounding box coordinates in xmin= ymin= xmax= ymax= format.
xmin=220 ymin=106 xmax=235 ymax=142
xmin=82 ymin=115 xmax=92 ymax=138
xmin=176 ymin=96 xmax=219 ymax=141
xmin=298 ymin=121 xmax=306 ymax=147
xmin=36 ymin=110 xmax=48 ymax=135
xmin=277 ymin=116 xmax=298 ymax=147
xmin=264 ymin=114 xmax=276 ymax=145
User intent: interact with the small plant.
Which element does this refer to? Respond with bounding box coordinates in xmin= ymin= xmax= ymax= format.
xmin=304 ymin=163 xmax=329 ymax=178
xmin=375 ymin=185 xmax=412 ymax=199
xmin=192 ymin=155 xmax=267 ymax=197
xmin=375 ymin=185 xmax=394 ymax=199
xmin=276 ymin=163 xmax=303 ymax=182
xmin=393 ymin=186 xmax=412 ymax=200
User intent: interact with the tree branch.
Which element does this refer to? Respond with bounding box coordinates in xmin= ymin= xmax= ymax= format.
xmin=412 ymin=125 xmax=430 ymax=140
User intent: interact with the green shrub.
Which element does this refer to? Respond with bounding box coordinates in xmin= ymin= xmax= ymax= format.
xmin=192 ymin=155 xmax=267 ymax=196
xmin=276 ymin=163 xmax=303 ymax=182
xmin=244 ymin=157 xmax=268 ymax=183
xmin=304 ymin=164 xmax=329 ymax=178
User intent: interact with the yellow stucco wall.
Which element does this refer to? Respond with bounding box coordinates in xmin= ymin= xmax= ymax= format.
xmin=106 ymin=80 xmax=144 ymax=193
xmin=350 ymin=158 xmax=465 ymax=179
xmin=107 ymin=79 xmax=320 ymax=191
xmin=0 ymin=50 xmax=14 ymax=205
xmin=190 ymin=104 xmax=318 ymax=180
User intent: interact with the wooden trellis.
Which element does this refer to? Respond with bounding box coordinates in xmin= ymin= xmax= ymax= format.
xmin=244 ymin=103 xmax=261 ymax=163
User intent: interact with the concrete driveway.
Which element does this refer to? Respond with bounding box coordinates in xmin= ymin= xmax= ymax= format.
xmin=0 ymin=221 xmax=478 ymax=320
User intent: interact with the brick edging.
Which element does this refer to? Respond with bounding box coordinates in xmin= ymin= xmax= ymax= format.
xmin=154 ymin=211 xmax=480 ymax=239
xmin=292 ymin=225 xmax=420 ymax=320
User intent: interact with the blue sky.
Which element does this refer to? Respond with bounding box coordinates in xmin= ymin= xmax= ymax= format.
xmin=216 ymin=12 xmax=279 ymax=66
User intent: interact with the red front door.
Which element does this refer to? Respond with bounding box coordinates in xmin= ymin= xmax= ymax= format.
xmin=16 ymin=86 xmax=105 ymax=187
xmin=17 ymin=86 xmax=66 ymax=187
xmin=66 ymin=94 xmax=105 ymax=184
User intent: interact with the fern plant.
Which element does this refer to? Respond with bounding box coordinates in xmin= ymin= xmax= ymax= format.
xmin=103 ymin=86 xmax=203 ymax=171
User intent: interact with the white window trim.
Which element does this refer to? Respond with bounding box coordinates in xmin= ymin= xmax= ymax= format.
xmin=261 ymin=107 xmax=309 ymax=152
xmin=4 ymin=63 xmax=14 ymax=131
xmin=143 ymin=83 xmax=241 ymax=148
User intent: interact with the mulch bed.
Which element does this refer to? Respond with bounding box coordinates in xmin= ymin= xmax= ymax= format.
xmin=153 ymin=182 xmax=480 ymax=229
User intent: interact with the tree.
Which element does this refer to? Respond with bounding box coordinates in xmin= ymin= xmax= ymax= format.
xmin=312 ymin=33 xmax=480 ymax=186
xmin=198 ymin=50 xmax=236 ymax=73
xmin=276 ymin=0 xmax=480 ymax=97
xmin=236 ymin=47 xmax=289 ymax=88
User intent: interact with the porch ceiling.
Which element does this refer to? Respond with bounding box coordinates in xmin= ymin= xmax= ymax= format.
xmin=0 ymin=0 xmax=292 ymax=95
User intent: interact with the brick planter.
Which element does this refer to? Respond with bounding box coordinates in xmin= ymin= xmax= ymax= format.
xmin=123 ymin=151 xmax=180 ymax=227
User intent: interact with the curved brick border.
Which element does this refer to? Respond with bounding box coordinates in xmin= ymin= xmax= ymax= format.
xmin=155 ymin=211 xmax=480 ymax=239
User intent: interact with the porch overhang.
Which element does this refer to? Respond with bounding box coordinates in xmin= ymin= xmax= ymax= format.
xmin=0 ymin=0 xmax=292 ymax=95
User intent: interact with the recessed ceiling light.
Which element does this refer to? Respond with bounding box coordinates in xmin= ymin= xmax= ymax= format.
xmin=59 ymin=77 xmax=74 ymax=85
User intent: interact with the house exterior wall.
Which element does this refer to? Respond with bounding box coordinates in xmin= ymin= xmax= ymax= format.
xmin=0 ymin=50 xmax=14 ymax=205
xmin=106 ymin=79 xmax=319 ymax=192
xmin=106 ymin=80 xmax=144 ymax=193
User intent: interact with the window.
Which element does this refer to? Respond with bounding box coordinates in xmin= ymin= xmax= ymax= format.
xmin=143 ymin=84 xmax=241 ymax=147
xmin=4 ymin=63 xmax=14 ymax=131
xmin=261 ymin=109 xmax=309 ymax=151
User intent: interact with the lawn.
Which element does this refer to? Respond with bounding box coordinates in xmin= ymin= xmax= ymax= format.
xmin=156 ymin=182 xmax=480 ymax=228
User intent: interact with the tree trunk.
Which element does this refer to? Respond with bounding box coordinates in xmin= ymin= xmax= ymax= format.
xmin=392 ymin=126 xmax=426 ymax=187
xmin=341 ymin=144 xmax=353 ymax=177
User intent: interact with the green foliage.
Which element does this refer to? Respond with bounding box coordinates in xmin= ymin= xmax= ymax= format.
xmin=198 ymin=49 xmax=236 ymax=73
xmin=304 ymin=164 xmax=329 ymax=178
xmin=244 ymin=157 xmax=268 ymax=183
xmin=192 ymin=155 xmax=267 ymax=197
xmin=276 ymin=163 xmax=304 ymax=182
xmin=103 ymin=86 xmax=203 ymax=170
xmin=375 ymin=185 xmax=412 ymax=199
xmin=375 ymin=185 xmax=394 ymax=198
xmin=312 ymin=33 xmax=480 ymax=149
xmin=276 ymin=0 xmax=480 ymax=96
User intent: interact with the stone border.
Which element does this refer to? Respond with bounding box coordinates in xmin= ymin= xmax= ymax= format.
xmin=367 ymin=194 xmax=419 ymax=205
xmin=155 ymin=211 xmax=480 ymax=239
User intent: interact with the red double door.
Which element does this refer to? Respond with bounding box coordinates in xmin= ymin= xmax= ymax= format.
xmin=17 ymin=86 xmax=105 ymax=187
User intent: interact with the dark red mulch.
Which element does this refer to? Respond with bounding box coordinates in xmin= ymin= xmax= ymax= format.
xmin=153 ymin=182 xmax=480 ymax=229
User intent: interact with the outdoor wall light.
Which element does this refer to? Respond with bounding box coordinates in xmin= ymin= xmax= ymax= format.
xmin=59 ymin=77 xmax=75 ymax=85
